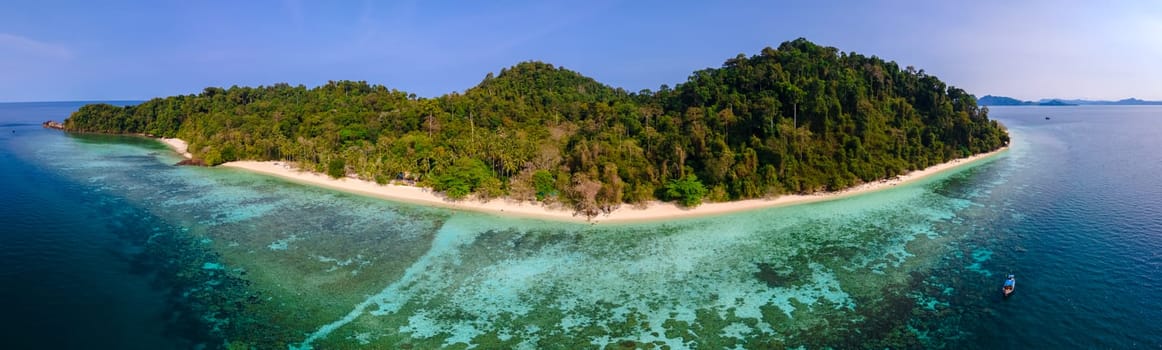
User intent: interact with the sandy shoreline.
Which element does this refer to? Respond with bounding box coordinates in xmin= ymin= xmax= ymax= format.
xmin=159 ymin=138 xmax=1007 ymax=224
xmin=160 ymin=138 xmax=192 ymax=159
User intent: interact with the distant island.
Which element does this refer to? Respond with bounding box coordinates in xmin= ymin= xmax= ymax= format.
xmin=979 ymin=95 xmax=1162 ymax=106
xmin=59 ymin=38 xmax=1009 ymax=218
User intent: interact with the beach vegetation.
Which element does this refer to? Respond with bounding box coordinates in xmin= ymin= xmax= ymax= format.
xmin=666 ymin=174 xmax=708 ymax=207
xmin=63 ymin=38 xmax=1009 ymax=216
xmin=326 ymin=158 xmax=346 ymax=179
xmin=532 ymin=169 xmax=557 ymax=201
xmin=433 ymin=157 xmax=496 ymax=200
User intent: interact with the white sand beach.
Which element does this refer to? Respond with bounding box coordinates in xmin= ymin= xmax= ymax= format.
xmin=161 ymin=138 xmax=1007 ymax=224
xmin=160 ymin=138 xmax=192 ymax=159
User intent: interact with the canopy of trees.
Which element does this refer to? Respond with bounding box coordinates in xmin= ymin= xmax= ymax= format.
xmin=64 ymin=38 xmax=1008 ymax=217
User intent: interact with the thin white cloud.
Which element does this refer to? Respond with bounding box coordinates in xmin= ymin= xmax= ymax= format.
xmin=0 ymin=33 xmax=73 ymax=60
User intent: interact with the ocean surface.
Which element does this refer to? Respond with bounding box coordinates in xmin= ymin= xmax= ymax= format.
xmin=0 ymin=102 xmax=1159 ymax=349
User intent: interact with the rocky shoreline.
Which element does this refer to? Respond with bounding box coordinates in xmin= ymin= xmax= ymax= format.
xmin=42 ymin=120 xmax=64 ymax=130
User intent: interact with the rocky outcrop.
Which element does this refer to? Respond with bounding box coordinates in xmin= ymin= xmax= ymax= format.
xmin=176 ymin=158 xmax=207 ymax=166
xmin=42 ymin=120 xmax=65 ymax=130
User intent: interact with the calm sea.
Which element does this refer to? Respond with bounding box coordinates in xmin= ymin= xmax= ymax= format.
xmin=0 ymin=102 xmax=1158 ymax=349
xmin=0 ymin=102 xmax=191 ymax=349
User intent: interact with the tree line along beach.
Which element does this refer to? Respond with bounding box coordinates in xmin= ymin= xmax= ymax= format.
xmin=159 ymin=136 xmax=1007 ymax=223
xmin=57 ymin=39 xmax=1010 ymax=221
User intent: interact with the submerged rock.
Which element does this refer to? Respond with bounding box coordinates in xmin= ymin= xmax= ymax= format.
xmin=176 ymin=158 xmax=207 ymax=166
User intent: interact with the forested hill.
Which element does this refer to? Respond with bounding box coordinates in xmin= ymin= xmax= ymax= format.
xmin=63 ymin=38 xmax=1009 ymax=217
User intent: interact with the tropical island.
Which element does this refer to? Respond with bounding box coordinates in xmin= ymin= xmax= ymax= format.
xmin=62 ymin=38 xmax=1009 ymax=220
xmin=977 ymin=95 xmax=1077 ymax=106
xmin=978 ymin=95 xmax=1162 ymax=106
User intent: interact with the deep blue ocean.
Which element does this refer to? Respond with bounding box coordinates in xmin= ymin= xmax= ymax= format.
xmin=0 ymin=102 xmax=191 ymax=349
xmin=0 ymin=102 xmax=1159 ymax=349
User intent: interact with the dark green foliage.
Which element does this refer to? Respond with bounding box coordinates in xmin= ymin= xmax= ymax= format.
xmin=63 ymin=39 xmax=1008 ymax=215
xmin=435 ymin=175 xmax=471 ymax=200
xmin=532 ymin=170 xmax=556 ymax=201
xmin=433 ymin=158 xmax=497 ymax=200
xmin=665 ymin=175 xmax=708 ymax=207
xmin=327 ymin=158 xmax=346 ymax=179
xmin=64 ymin=103 xmax=137 ymax=134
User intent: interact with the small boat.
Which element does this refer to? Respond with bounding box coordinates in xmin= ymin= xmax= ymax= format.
xmin=1003 ymin=274 xmax=1016 ymax=297
xmin=1045 ymin=116 xmax=1051 ymax=120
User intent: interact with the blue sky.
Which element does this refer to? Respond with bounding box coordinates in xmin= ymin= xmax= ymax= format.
xmin=2 ymin=1 xmax=1160 ymax=101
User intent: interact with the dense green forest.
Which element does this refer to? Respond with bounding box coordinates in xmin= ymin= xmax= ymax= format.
xmin=64 ymin=38 xmax=1008 ymax=217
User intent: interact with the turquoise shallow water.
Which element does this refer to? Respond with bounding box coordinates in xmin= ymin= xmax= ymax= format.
xmin=1 ymin=103 xmax=1159 ymax=348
